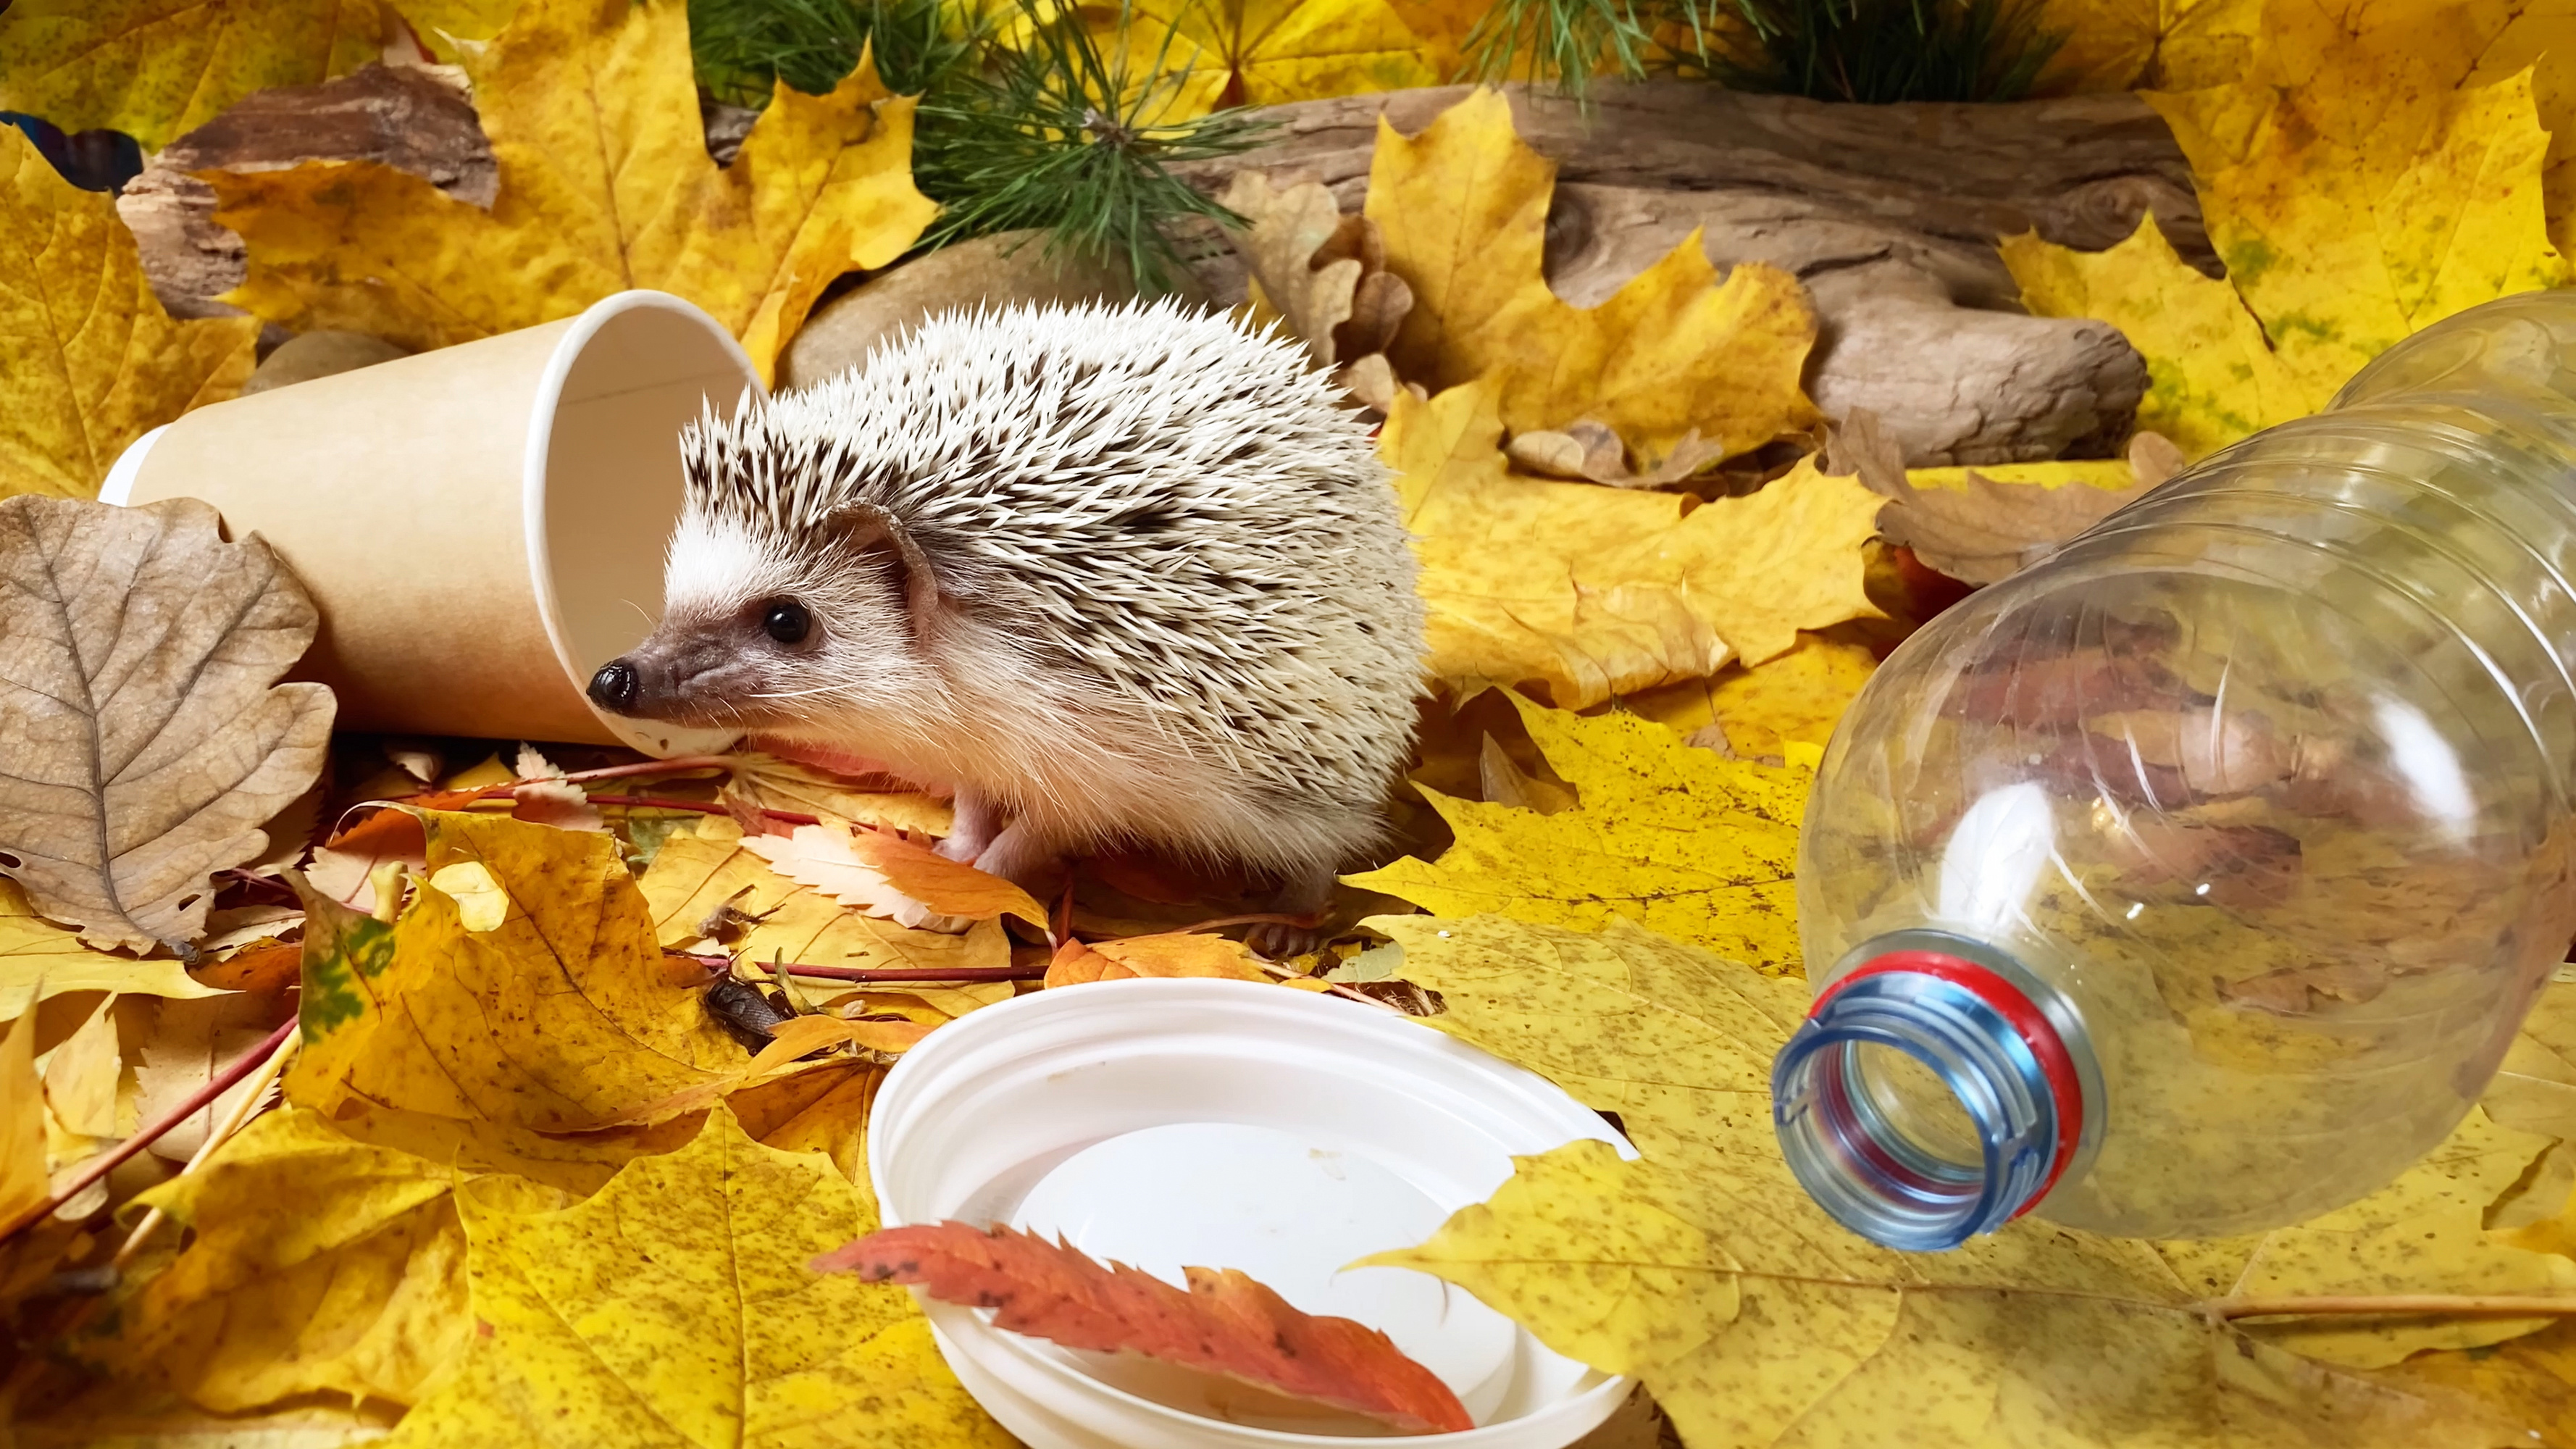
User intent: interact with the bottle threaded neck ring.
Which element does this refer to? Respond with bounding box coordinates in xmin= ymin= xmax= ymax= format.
xmin=1772 ymin=945 xmax=2092 ymax=1250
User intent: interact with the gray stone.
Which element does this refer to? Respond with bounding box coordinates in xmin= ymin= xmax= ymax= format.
xmin=778 ymin=232 xmax=1147 ymax=390
xmin=241 ymin=331 xmax=412 ymax=396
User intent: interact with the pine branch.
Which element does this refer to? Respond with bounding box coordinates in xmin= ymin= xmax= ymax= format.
xmin=911 ymin=0 xmax=1271 ymax=295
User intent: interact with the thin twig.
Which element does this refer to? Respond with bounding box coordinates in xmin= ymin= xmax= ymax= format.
xmin=667 ymin=951 xmax=1043 ymax=985
xmin=112 ymin=1030 xmax=301 ymax=1269
xmin=0 ymin=1017 xmax=298 ymax=1244
xmin=2206 ymin=1294 xmax=2576 ymax=1321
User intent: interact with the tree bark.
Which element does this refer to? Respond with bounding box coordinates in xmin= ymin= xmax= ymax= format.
xmin=1171 ymin=82 xmax=2205 ymax=467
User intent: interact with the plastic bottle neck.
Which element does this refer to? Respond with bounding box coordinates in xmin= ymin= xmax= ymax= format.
xmin=1772 ymin=935 xmax=2102 ymax=1250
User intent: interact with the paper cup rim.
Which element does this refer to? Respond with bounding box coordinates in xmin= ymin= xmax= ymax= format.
xmin=524 ymin=291 xmax=759 ymax=753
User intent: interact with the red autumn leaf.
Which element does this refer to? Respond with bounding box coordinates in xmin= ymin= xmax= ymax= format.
xmin=815 ymin=1222 xmax=1474 ymax=1435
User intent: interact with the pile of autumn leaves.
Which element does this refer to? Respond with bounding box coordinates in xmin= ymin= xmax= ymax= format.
xmin=12 ymin=0 xmax=2576 ymax=1444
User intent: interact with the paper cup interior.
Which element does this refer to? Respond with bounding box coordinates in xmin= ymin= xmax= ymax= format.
xmin=868 ymin=980 xmax=1634 ymax=1449
xmin=530 ymin=293 xmax=756 ymax=756
xmin=103 ymin=291 xmax=756 ymax=754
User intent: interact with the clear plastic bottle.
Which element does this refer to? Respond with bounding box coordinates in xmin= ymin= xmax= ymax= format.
xmin=1775 ymin=291 xmax=2576 ymax=1250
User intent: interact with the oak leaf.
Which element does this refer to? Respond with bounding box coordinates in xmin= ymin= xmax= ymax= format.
xmin=1387 ymin=380 xmax=1881 ymax=711
xmin=1359 ymin=914 xmax=2546 ymax=1449
xmin=2010 ymin=17 xmax=2569 ymax=458
xmin=1347 ymin=694 xmax=1809 ymax=973
xmin=1223 ymin=172 xmax=1415 ymax=405
xmin=389 ymin=1105 xmax=1008 ymax=1448
xmin=821 ymin=1222 xmax=1473 ymax=1435
xmin=1366 ymin=89 xmax=1819 ymax=471
xmin=0 ymin=497 xmax=334 ymax=952
xmin=285 ymin=809 xmax=743 ymax=1132
xmin=1045 ymin=932 xmax=1272 ymax=987
xmin=0 ymin=127 xmax=258 ymax=500
xmin=204 ymin=0 xmax=937 ymax=383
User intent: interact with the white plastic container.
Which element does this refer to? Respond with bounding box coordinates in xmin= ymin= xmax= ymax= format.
xmin=867 ymin=979 xmax=1634 ymax=1448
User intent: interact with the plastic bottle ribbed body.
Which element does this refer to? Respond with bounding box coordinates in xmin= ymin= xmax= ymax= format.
xmin=1790 ymin=293 xmax=2576 ymax=1243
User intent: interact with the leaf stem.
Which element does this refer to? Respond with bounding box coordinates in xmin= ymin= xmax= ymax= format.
xmin=0 ymin=1016 xmax=298 ymax=1244
xmin=112 ymin=1028 xmax=301 ymax=1269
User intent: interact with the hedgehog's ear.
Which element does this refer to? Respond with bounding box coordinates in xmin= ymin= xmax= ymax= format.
xmin=830 ymin=504 xmax=942 ymax=643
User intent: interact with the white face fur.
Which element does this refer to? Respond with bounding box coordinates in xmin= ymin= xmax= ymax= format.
xmin=604 ymin=512 xmax=940 ymax=736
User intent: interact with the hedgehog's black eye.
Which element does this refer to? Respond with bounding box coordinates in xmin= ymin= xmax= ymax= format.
xmin=761 ymin=599 xmax=811 ymax=645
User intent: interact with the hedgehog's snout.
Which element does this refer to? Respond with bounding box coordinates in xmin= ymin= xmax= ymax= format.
xmin=587 ymin=627 xmax=735 ymax=722
xmin=587 ymin=660 xmax=640 ymax=711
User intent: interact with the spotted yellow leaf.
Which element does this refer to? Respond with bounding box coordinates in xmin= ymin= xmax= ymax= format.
xmin=1360 ymin=913 xmax=2553 ymax=1449
xmin=386 ymin=1105 xmax=1008 ymax=1448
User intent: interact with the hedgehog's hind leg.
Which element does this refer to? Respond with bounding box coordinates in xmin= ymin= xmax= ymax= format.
xmin=972 ymin=819 xmax=1069 ymax=894
xmin=935 ymin=788 xmax=1007 ymax=864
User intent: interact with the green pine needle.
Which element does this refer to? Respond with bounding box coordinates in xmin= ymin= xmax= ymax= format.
xmin=1463 ymin=0 xmax=1663 ymax=104
xmin=912 ymin=0 xmax=1271 ymax=295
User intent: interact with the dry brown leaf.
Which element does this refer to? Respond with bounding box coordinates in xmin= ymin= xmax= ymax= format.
xmin=1225 ymin=171 xmax=1416 ymax=407
xmin=0 ymin=497 xmax=334 ymax=951
xmin=1505 ymin=418 xmax=1725 ymax=488
xmin=1227 ymin=172 xmax=1360 ymax=369
xmin=1857 ymin=414 xmax=2178 ymax=585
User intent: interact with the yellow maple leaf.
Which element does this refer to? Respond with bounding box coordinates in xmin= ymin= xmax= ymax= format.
xmin=78 ymin=1107 xmax=501 ymax=1411
xmin=1620 ymin=631 xmax=1880 ymax=761
xmin=0 ymin=880 xmax=229 ymax=1006
xmin=1116 ymin=0 xmax=1442 ymax=116
xmin=0 ymin=128 xmax=257 ymax=500
xmin=286 ymin=810 xmax=745 ymax=1133
xmin=0 ymin=0 xmax=385 ymax=151
xmin=2010 ymin=14 xmax=2569 ymax=458
xmin=1348 ymin=695 xmax=1810 ymax=973
xmin=2031 ymin=0 xmax=2261 ymax=93
xmin=1361 ymin=913 xmax=2559 ymax=1448
xmin=1366 ymin=88 xmax=1820 ymax=469
xmin=390 ymin=1104 xmax=1010 ymax=1448
xmin=1385 ymin=380 xmax=1880 ymax=708
xmin=204 ymin=0 xmax=937 ymax=383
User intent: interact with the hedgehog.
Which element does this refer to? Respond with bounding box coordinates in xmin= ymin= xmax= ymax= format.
xmin=587 ymin=298 xmax=1427 ymax=954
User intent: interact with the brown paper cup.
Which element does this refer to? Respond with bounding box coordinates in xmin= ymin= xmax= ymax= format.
xmin=104 ymin=291 xmax=755 ymax=756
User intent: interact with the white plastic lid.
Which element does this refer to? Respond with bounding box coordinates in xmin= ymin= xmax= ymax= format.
xmin=868 ymin=978 xmax=1636 ymax=1449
